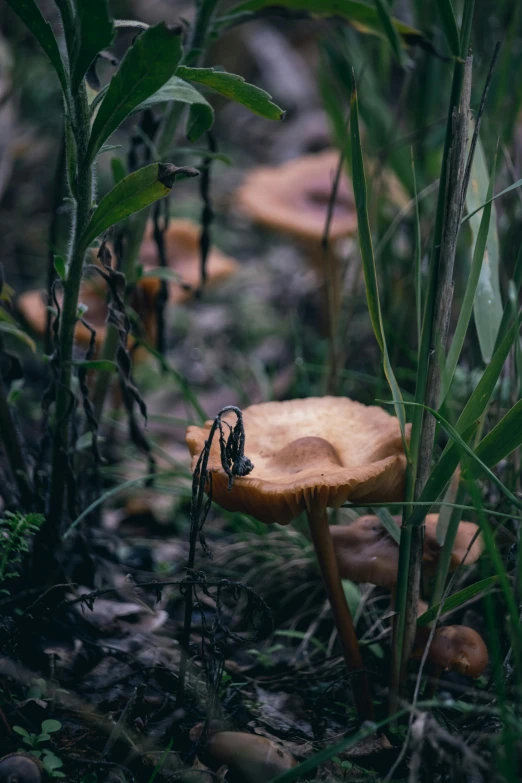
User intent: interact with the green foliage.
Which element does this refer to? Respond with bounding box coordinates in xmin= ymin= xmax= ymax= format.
xmin=14 ymin=720 xmax=65 ymax=777
xmin=86 ymin=23 xmax=184 ymax=165
xmin=176 ymin=66 xmax=285 ymax=121
xmin=441 ymin=150 xmax=497 ymax=401
xmin=0 ymin=512 xmax=44 ymax=590
xmin=227 ymin=0 xmax=422 ymax=39
xmin=80 ymin=163 xmax=198 ymax=248
xmin=71 ymin=0 xmax=114 ymax=93
xmin=136 ymin=76 xmax=215 ymax=141
xmin=466 ymin=137 xmax=503 ymax=362
xmin=350 ymin=75 xmax=407 ymax=443
xmin=5 ymin=0 xmax=68 ymax=94
xmin=435 ymin=0 xmax=460 ymax=56
xmin=374 ymin=0 xmax=406 ymax=67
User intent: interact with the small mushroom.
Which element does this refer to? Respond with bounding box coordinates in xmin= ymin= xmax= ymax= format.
xmin=413 ymin=625 xmax=488 ymax=678
xmin=0 ymin=753 xmax=43 ymax=782
xmin=17 ymin=277 xmax=157 ymax=356
xmin=330 ymin=513 xmax=483 ymax=584
xmin=190 ymin=728 xmax=297 ymax=783
xmin=17 ymin=220 xmax=237 ymax=354
xmin=138 ymin=218 xmax=238 ymax=304
xmin=186 ymin=396 xmax=410 ymax=721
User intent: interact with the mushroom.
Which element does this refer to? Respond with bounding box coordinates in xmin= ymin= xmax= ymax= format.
xmin=330 ymin=513 xmax=483 ymax=588
xmin=413 ymin=625 xmax=488 ymax=678
xmin=190 ymin=726 xmax=297 ymax=783
xmin=17 ymin=277 xmax=158 ymax=355
xmin=235 ymin=150 xmax=358 ymax=246
xmin=138 ymin=218 xmax=238 ymax=304
xmin=0 ymin=753 xmax=43 ymax=782
xmin=186 ymin=396 xmax=410 ymax=721
xmin=17 ymin=220 xmax=237 ymax=353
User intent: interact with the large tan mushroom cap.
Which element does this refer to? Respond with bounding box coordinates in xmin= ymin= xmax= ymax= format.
xmin=331 ymin=514 xmax=483 ymax=586
xmin=413 ymin=625 xmax=488 ymax=678
xmin=186 ymin=397 xmax=409 ymax=525
xmin=139 ymin=219 xmax=238 ymax=304
xmin=235 ymin=150 xmax=358 ymax=242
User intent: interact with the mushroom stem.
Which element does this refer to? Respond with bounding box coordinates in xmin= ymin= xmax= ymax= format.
xmin=307 ymin=509 xmax=374 ymax=721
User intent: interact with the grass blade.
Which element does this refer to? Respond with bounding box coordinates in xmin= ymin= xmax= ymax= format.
xmin=435 ymin=0 xmax=460 ymax=57
xmin=466 ymin=135 xmax=503 ymax=362
xmin=417 ymin=575 xmax=498 ymax=627
xmin=462 ymin=176 xmax=522 ymax=224
xmin=441 ymin=149 xmax=497 ymax=401
xmin=350 ymin=72 xmax=407 ymax=444
xmin=374 ymin=0 xmax=406 ymax=67
xmin=408 ymin=312 xmax=522 ymax=527
xmin=470 ymin=398 xmax=522 ymax=474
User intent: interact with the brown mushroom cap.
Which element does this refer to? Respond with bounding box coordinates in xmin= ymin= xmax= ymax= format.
xmin=235 ymin=150 xmax=358 ymax=242
xmin=17 ymin=278 xmax=157 ymax=354
xmin=413 ymin=625 xmax=488 ymax=678
xmin=186 ymin=397 xmax=409 ymax=525
xmin=0 ymin=753 xmax=43 ymax=782
xmin=139 ymin=219 xmax=238 ymax=304
xmin=331 ymin=514 xmax=482 ymax=586
xmin=192 ymin=730 xmax=297 ymax=783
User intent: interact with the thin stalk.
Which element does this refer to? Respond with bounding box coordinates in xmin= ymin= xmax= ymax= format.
xmin=307 ymin=508 xmax=374 ymax=722
xmin=91 ymin=2 xmax=218 ymax=422
xmin=391 ymin=12 xmax=475 ymax=706
xmin=47 ymin=82 xmax=93 ymax=536
xmin=0 ymin=375 xmax=33 ymax=502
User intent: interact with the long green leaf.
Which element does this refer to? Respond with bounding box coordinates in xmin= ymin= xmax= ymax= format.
xmin=435 ymin=0 xmax=460 ymax=57
xmin=441 ymin=151 xmax=497 ymax=401
xmin=86 ymin=23 xmax=183 ymax=165
xmin=80 ymin=163 xmax=198 ymax=249
xmin=176 ymin=66 xmax=285 ymax=121
xmin=71 ymin=0 xmax=115 ymax=93
xmin=466 ymin=479 xmax=522 ymax=664
xmin=135 ymin=76 xmax=214 ymax=142
xmin=417 ymin=576 xmax=497 ymax=627
xmin=470 ymin=398 xmax=522 ymax=475
xmin=495 ymin=240 xmax=522 ymax=350
xmin=228 ymin=0 xmax=423 ymax=39
xmin=350 ymin=74 xmax=407 ymax=444
xmin=466 ymin=134 xmax=503 ymax=362
xmin=5 ymin=0 xmax=68 ymax=94
xmin=0 ymin=322 xmax=36 ymax=352
xmin=408 ymin=313 xmax=522 ymax=527
xmin=462 ymin=177 xmax=522 ymax=225
xmin=374 ymin=0 xmax=406 ymax=67
xmin=399 ymin=401 xmax=522 ymax=515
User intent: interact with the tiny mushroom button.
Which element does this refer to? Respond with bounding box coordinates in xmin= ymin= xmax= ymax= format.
xmin=413 ymin=625 xmax=489 ymax=678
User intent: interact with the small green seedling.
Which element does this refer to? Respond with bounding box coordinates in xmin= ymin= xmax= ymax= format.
xmin=13 ymin=719 xmax=65 ymax=778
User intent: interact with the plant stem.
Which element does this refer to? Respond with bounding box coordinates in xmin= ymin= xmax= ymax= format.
xmin=0 ymin=375 xmax=32 ymax=502
xmin=90 ymin=0 xmax=215 ymax=422
xmin=307 ymin=508 xmax=374 ymax=722
xmin=400 ymin=55 xmax=472 ymax=689
xmin=47 ymin=83 xmax=93 ymax=537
